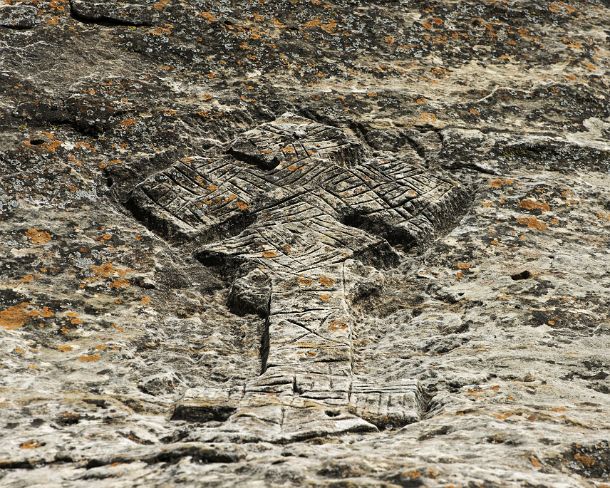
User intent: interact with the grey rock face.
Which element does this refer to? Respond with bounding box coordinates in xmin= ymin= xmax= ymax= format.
xmin=1 ymin=0 xmax=609 ymax=485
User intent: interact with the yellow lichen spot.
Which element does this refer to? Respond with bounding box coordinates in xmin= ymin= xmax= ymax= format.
xmin=262 ymin=250 xmax=278 ymax=259
xmin=19 ymin=440 xmax=42 ymax=449
xmin=516 ymin=216 xmax=547 ymax=231
xmin=318 ymin=276 xmax=335 ymax=287
xmin=519 ymin=199 xmax=550 ymax=213
xmin=489 ymin=178 xmax=514 ymax=189
xmin=298 ymin=276 xmax=313 ymax=286
xmin=319 ymin=293 xmax=331 ymax=302
xmin=78 ymin=353 xmax=101 ymax=363
xmin=236 ymin=201 xmax=249 ymax=211
xmin=25 ymin=228 xmax=52 ymax=245
xmin=0 ymin=303 xmax=30 ymax=330
xmin=57 ymin=344 xmax=73 ymax=352
xmin=95 ymin=344 xmax=108 ymax=351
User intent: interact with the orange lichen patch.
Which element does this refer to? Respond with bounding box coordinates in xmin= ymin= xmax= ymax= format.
xmin=91 ymin=262 xmax=130 ymax=279
xmin=272 ymin=18 xmax=286 ymax=29
xmin=494 ymin=411 xmax=515 ymax=420
xmin=318 ymin=276 xmax=335 ymax=287
xmin=582 ymin=61 xmax=598 ymax=72
xmin=421 ymin=20 xmax=433 ymax=30
xmin=456 ymin=262 xmax=471 ymax=270
xmin=298 ymin=276 xmax=313 ymax=286
xmin=149 ymin=24 xmax=174 ymax=36
xmin=469 ymin=107 xmax=480 ymax=116
xmin=281 ymin=244 xmax=292 ymax=254
xmin=97 ymin=233 xmax=113 ymax=242
xmin=119 ymin=118 xmax=136 ymax=128
xmin=550 ymin=406 xmax=567 ymax=413
xmin=401 ymin=470 xmax=422 ymax=480
xmin=152 ymin=0 xmax=169 ymax=10
xmin=66 ymin=311 xmax=82 ymax=325
xmin=140 ymin=296 xmax=151 ymax=305
xmin=596 ymin=211 xmax=610 ymax=222
xmin=304 ymin=18 xmax=321 ymax=29
xmin=481 ymin=200 xmax=494 ymax=208
xmin=95 ymin=344 xmax=108 ymax=351
xmin=28 ymin=307 xmax=54 ymax=319
xmin=235 ymin=201 xmax=249 ymax=211
xmin=20 ymin=274 xmax=35 ymax=283
xmin=384 ymin=35 xmax=395 ymax=45
xmin=417 ymin=112 xmax=437 ymax=124
xmin=261 ymin=250 xmax=278 ymax=259
xmin=455 ymin=271 xmax=464 ymax=280
xmin=19 ymin=440 xmax=43 ymax=449
xmin=0 ymin=303 xmax=30 ymax=330
xmin=489 ymin=178 xmax=514 ymax=189
xmin=516 ymin=216 xmax=547 ymax=231
xmin=112 ymin=323 xmax=125 ymax=333
xmin=548 ymin=2 xmax=576 ymax=14
xmin=57 ymin=344 xmax=73 ymax=352
xmin=287 ymin=164 xmax=301 ymax=172
xmin=519 ymin=199 xmax=550 ymax=213
xmin=530 ymin=455 xmax=542 ymax=469
xmin=574 ymin=452 xmax=596 ymax=468
xmin=319 ymin=293 xmax=331 ymax=302
xmin=415 ymin=97 xmax=427 ymax=105
xmin=110 ymin=278 xmax=130 ymax=289
xmin=25 ymin=228 xmax=52 ymax=245
xmin=328 ymin=319 xmax=348 ymax=332
xmin=78 ymin=353 xmax=101 ymax=363
xmin=207 ymin=183 xmax=219 ymax=192
xmin=320 ymin=19 xmax=337 ymax=34
xmin=199 ymin=11 xmax=217 ymax=22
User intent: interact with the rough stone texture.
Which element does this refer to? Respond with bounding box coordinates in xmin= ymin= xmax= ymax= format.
xmin=0 ymin=0 xmax=609 ymax=486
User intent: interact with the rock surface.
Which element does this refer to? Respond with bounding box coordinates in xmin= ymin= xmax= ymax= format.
xmin=1 ymin=0 xmax=609 ymax=486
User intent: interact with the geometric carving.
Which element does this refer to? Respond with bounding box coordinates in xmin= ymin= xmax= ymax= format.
xmin=126 ymin=113 xmax=472 ymax=439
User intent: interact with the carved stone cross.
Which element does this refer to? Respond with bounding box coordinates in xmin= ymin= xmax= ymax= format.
xmin=127 ymin=114 xmax=470 ymax=441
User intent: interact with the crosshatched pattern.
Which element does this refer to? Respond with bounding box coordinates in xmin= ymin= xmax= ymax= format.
xmin=126 ymin=113 xmax=472 ymax=437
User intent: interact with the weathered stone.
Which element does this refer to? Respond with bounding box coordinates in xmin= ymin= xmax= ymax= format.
xmin=1 ymin=0 xmax=609 ymax=485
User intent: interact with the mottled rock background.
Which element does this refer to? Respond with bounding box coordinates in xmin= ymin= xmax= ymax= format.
xmin=1 ymin=0 xmax=609 ymax=486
